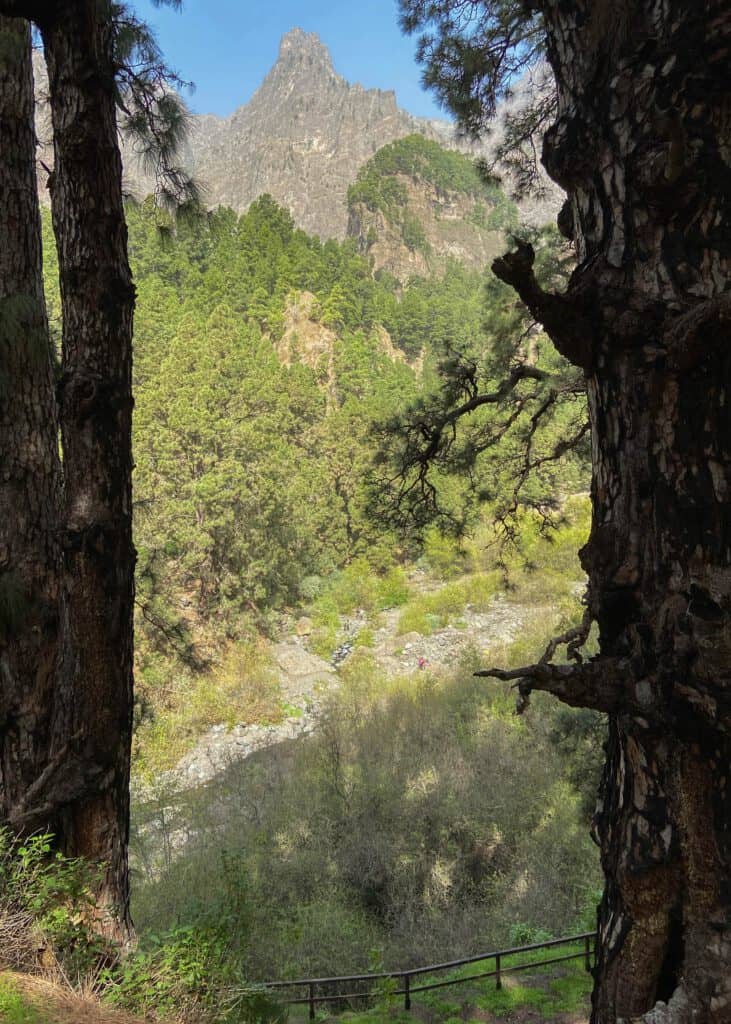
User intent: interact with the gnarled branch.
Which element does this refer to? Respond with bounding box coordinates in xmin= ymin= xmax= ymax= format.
xmin=492 ymin=241 xmax=593 ymax=371
xmin=419 ymin=362 xmax=553 ymax=462
xmin=475 ymin=655 xmax=624 ymax=714
xmin=475 ymin=602 xmax=615 ymax=712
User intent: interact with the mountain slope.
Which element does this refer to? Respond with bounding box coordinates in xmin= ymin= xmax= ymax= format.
xmin=176 ymin=29 xmax=454 ymax=239
xmin=346 ymin=134 xmax=519 ymax=280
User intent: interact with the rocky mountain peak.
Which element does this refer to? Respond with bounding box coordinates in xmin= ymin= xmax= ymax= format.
xmin=244 ymin=26 xmax=346 ymax=116
xmin=276 ymin=27 xmax=335 ymax=70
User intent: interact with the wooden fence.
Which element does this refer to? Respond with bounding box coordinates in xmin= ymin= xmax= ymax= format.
xmin=263 ymin=930 xmax=597 ymax=1018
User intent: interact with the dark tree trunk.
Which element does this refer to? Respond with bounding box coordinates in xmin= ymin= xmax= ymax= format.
xmin=39 ymin=2 xmax=136 ymax=940
xmin=0 ymin=16 xmax=62 ymax=830
xmin=0 ymin=0 xmax=135 ymax=941
xmin=493 ymin=2 xmax=731 ymax=1020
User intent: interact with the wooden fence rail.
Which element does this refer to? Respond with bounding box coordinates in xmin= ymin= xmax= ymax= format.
xmin=262 ymin=930 xmax=597 ymax=1018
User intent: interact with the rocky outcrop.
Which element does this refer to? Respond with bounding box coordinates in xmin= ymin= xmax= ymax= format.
xmin=275 ymin=291 xmax=409 ymax=389
xmin=275 ymin=291 xmax=337 ymax=392
xmin=347 ymin=174 xmax=508 ymax=281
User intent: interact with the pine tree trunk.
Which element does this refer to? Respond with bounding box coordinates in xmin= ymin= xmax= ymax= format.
xmin=501 ymin=2 xmax=731 ymax=1019
xmin=40 ymin=2 xmax=136 ymax=940
xmin=0 ymin=17 xmax=62 ymax=828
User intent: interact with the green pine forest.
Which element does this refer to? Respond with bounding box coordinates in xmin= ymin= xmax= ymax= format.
xmin=30 ymin=136 xmax=602 ymax=1015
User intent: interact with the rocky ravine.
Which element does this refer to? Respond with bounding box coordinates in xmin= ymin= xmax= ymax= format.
xmin=151 ymin=592 xmax=536 ymax=794
xmin=130 ymin=589 xmax=543 ymax=878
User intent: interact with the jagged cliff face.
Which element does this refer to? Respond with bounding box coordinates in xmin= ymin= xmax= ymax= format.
xmin=182 ymin=30 xmax=454 ymax=239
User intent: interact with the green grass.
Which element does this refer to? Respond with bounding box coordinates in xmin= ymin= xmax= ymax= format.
xmin=0 ymin=977 xmax=48 ymax=1024
xmin=397 ymin=572 xmax=501 ymax=636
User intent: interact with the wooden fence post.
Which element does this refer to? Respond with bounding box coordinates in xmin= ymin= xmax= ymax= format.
xmin=309 ymin=982 xmax=315 ymax=1020
xmin=404 ymin=973 xmax=411 ymax=1011
xmin=584 ymin=934 xmax=592 ymax=973
xmin=495 ymin=953 xmax=502 ymax=990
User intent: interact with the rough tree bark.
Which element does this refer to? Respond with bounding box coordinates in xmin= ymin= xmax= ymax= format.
xmin=0 ymin=15 xmax=62 ymax=830
xmin=485 ymin=2 xmax=731 ymax=1021
xmin=41 ymin=1 xmax=136 ymax=939
xmin=0 ymin=0 xmax=136 ymax=938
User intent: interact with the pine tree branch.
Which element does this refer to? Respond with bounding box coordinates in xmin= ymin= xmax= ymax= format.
xmin=474 ymin=656 xmax=624 ymax=714
xmin=420 ymin=362 xmax=553 ymax=461
xmin=380 ymin=360 xmax=563 ymax=528
xmin=492 ymin=241 xmax=594 ymax=370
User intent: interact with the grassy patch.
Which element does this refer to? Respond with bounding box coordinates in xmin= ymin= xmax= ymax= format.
xmin=0 ymin=976 xmax=48 ymax=1024
xmin=312 ymin=562 xmax=410 ymax=620
xmin=289 ymin=945 xmax=592 ymax=1024
xmin=397 ymin=573 xmax=501 ymax=636
xmin=420 ymin=944 xmax=591 ymax=1019
xmin=134 ymin=639 xmax=283 ymax=778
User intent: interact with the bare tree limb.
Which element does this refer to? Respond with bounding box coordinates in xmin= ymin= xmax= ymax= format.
xmin=474 ymin=655 xmax=624 ymax=714
xmin=492 ymin=241 xmax=594 ymax=370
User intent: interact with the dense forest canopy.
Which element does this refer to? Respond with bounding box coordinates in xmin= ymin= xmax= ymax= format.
xmin=38 ymin=181 xmax=583 ymax=644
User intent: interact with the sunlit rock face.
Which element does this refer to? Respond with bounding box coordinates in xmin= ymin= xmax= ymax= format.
xmin=183 ymin=28 xmax=452 ymax=239
xmin=33 ymin=29 xmax=560 ymax=238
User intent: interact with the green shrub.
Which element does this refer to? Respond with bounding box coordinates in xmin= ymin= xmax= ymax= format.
xmin=397 ymin=573 xmax=500 ymax=635
xmin=332 ymin=559 xmax=380 ymax=615
xmin=375 ymin=568 xmax=410 ymax=610
xmin=401 ymin=213 xmax=428 ymax=252
xmin=509 ymin=923 xmax=554 ymax=947
xmin=0 ymin=829 xmax=109 ymax=982
xmin=132 ymin=650 xmax=601 ymax=978
xmin=421 ymin=527 xmax=466 ymax=579
xmin=299 ymin=575 xmax=324 ymax=602
xmin=354 ymin=628 xmax=375 ymax=648
xmin=107 ymin=924 xmax=242 ymax=1021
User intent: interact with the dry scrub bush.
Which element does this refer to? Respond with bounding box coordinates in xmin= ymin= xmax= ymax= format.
xmin=131 ymin=653 xmax=601 ymax=978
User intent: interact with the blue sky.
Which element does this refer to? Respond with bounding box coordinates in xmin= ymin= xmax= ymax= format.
xmin=133 ymin=0 xmax=449 ymax=121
